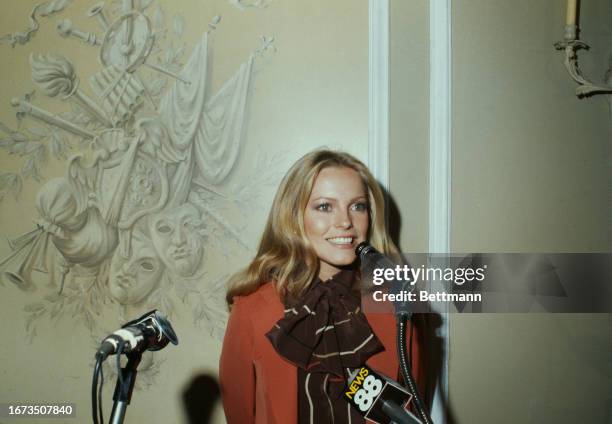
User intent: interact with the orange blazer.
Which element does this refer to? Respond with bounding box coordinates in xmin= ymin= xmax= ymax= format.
xmin=219 ymin=282 xmax=422 ymax=424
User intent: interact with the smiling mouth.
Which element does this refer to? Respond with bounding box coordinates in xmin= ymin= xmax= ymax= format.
xmin=326 ymin=236 xmax=355 ymax=245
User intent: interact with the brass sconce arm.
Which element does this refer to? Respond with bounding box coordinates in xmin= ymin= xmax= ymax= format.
xmin=554 ymin=24 xmax=612 ymax=98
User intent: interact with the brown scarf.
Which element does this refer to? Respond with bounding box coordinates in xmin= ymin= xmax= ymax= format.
xmin=266 ymin=269 xmax=384 ymax=424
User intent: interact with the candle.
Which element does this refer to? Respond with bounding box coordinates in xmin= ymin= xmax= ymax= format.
xmin=566 ymin=0 xmax=577 ymax=26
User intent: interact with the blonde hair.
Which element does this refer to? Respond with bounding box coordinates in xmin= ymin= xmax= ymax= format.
xmin=226 ymin=149 xmax=400 ymax=305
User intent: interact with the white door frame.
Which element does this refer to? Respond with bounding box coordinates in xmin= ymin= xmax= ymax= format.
xmin=428 ymin=0 xmax=452 ymax=423
xmin=368 ymin=1 xmax=451 ymax=422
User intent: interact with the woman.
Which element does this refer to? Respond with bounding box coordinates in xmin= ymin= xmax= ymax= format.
xmin=220 ymin=149 xmax=423 ymax=424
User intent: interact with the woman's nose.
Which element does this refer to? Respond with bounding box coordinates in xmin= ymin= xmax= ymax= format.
xmin=334 ymin=209 xmax=353 ymax=229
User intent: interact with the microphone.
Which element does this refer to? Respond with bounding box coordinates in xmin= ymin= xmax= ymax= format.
xmin=356 ymin=243 xmax=433 ymax=424
xmin=356 ymin=242 xmax=415 ymax=317
xmin=96 ymin=310 xmax=178 ymax=361
xmin=356 ymin=242 xmax=397 ymax=271
xmin=344 ymin=365 xmax=422 ymax=424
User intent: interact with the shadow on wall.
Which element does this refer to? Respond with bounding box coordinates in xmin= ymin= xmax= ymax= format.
xmin=182 ymin=374 xmax=221 ymax=424
xmin=385 ymin=190 xmax=458 ymax=424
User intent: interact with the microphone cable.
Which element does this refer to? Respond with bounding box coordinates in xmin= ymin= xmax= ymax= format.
xmin=397 ymin=313 xmax=432 ymax=424
xmin=92 ymin=353 xmax=105 ymax=424
xmin=92 ymin=339 xmax=131 ymax=424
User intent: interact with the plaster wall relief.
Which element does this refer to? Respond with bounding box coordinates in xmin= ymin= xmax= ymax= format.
xmin=0 ymin=0 xmax=279 ymax=381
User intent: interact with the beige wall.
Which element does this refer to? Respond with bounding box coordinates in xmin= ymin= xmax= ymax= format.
xmin=452 ymin=0 xmax=611 ymax=252
xmin=449 ymin=0 xmax=612 ymax=423
xmin=0 ymin=1 xmax=369 ymax=423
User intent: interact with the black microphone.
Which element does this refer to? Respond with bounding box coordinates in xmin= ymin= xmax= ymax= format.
xmin=96 ymin=310 xmax=178 ymax=361
xmin=356 ymin=242 xmax=415 ymax=318
xmin=356 ymin=243 xmax=433 ymax=424
xmin=356 ymin=242 xmax=397 ymax=270
xmin=344 ymin=365 xmax=422 ymax=424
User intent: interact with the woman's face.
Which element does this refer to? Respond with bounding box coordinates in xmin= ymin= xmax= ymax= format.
xmin=304 ymin=166 xmax=369 ymax=281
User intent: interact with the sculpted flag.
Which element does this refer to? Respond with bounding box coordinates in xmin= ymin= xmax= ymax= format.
xmin=160 ymin=32 xmax=254 ymax=206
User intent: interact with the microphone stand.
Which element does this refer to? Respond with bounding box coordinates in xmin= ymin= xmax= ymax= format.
xmin=355 ymin=243 xmax=431 ymax=423
xmin=109 ymin=350 xmax=142 ymax=424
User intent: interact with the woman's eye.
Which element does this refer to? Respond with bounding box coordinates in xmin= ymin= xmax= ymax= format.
xmin=351 ymin=202 xmax=368 ymax=212
xmin=315 ymin=203 xmax=331 ymax=212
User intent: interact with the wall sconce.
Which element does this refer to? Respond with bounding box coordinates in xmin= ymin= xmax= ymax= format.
xmin=554 ymin=0 xmax=612 ymax=101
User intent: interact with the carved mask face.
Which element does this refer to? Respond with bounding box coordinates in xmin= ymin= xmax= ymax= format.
xmin=150 ymin=203 xmax=204 ymax=277
xmin=109 ymin=235 xmax=164 ymax=305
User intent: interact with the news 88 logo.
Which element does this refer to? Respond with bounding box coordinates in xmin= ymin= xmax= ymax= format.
xmin=345 ymin=366 xmax=384 ymax=412
xmin=355 ymin=374 xmax=383 ymax=411
xmin=345 ymin=365 xmax=415 ymax=424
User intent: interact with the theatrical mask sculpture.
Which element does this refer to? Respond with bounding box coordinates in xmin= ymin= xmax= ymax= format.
xmin=149 ymin=203 xmax=205 ymax=278
xmin=109 ymin=231 xmax=165 ymax=306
